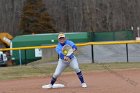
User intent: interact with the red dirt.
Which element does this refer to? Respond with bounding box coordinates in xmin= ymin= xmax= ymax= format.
xmin=0 ymin=69 xmax=140 ymax=93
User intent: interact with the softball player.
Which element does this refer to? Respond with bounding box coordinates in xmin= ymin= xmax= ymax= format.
xmin=48 ymin=33 xmax=87 ymax=88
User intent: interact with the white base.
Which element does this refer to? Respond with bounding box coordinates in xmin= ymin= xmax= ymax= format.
xmin=42 ymin=84 xmax=65 ymax=89
xmin=136 ymin=37 xmax=140 ymax=40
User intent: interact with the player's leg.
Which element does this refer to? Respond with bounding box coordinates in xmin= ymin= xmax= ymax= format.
xmin=70 ymin=56 xmax=87 ymax=87
xmin=69 ymin=57 xmax=80 ymax=73
xmin=50 ymin=59 xmax=68 ymax=86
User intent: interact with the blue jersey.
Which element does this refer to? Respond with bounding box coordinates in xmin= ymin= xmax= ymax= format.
xmin=55 ymin=40 xmax=77 ymax=60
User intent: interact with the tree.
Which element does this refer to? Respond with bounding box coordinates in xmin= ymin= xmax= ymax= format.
xmin=19 ymin=0 xmax=56 ymax=34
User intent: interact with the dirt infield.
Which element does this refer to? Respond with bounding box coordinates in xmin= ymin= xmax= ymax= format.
xmin=0 ymin=69 xmax=140 ymax=93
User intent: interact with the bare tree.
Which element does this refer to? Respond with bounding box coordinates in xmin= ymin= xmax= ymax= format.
xmin=0 ymin=0 xmax=140 ymax=35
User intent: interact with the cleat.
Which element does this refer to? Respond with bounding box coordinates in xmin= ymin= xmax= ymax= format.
xmin=81 ymin=83 xmax=87 ymax=88
xmin=47 ymin=84 xmax=53 ymax=88
xmin=42 ymin=84 xmax=65 ymax=89
xmin=42 ymin=84 xmax=53 ymax=89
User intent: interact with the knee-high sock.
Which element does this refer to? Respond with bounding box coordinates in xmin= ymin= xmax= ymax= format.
xmin=77 ymin=71 xmax=85 ymax=83
xmin=50 ymin=77 xmax=57 ymax=85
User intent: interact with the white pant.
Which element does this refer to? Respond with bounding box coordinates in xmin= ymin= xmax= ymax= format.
xmin=53 ymin=56 xmax=81 ymax=78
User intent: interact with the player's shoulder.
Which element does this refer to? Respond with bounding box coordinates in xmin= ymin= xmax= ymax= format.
xmin=56 ymin=43 xmax=61 ymax=48
xmin=57 ymin=42 xmax=62 ymax=47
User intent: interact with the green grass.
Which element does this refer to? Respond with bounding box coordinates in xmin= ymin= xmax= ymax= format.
xmin=80 ymin=62 xmax=140 ymax=71
xmin=0 ymin=62 xmax=140 ymax=80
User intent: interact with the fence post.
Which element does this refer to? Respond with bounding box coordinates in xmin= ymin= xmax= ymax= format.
xmin=19 ymin=50 xmax=22 ymax=66
xmin=126 ymin=44 xmax=129 ymax=62
xmin=91 ymin=44 xmax=94 ymax=63
xmin=25 ymin=50 xmax=27 ymax=65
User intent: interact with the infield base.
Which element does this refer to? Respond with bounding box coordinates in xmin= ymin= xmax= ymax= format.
xmin=42 ymin=84 xmax=65 ymax=89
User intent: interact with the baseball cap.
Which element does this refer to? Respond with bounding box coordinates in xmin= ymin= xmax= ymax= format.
xmin=58 ymin=33 xmax=65 ymax=39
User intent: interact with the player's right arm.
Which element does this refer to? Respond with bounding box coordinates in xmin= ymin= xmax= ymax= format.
xmin=55 ymin=44 xmax=65 ymax=60
xmin=56 ymin=44 xmax=70 ymax=61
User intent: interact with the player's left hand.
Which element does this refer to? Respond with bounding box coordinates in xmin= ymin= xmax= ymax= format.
xmin=73 ymin=48 xmax=76 ymax=52
xmin=64 ymin=56 xmax=71 ymax=62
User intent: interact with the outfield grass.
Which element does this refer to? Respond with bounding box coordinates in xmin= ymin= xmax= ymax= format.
xmin=0 ymin=62 xmax=140 ymax=80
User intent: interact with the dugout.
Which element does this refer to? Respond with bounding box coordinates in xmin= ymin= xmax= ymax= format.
xmin=11 ymin=32 xmax=90 ymax=65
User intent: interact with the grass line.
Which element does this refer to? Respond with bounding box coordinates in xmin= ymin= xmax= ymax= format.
xmin=0 ymin=62 xmax=140 ymax=80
